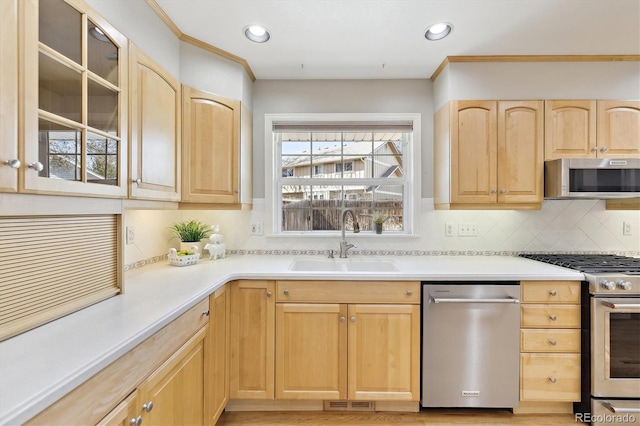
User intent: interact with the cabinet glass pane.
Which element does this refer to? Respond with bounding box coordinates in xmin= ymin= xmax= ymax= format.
xmin=87 ymin=20 xmax=118 ymax=85
xmin=38 ymin=119 xmax=82 ymax=181
xmin=88 ymin=78 xmax=118 ymax=134
xmin=39 ymin=52 xmax=82 ymax=123
xmin=39 ymin=0 xmax=81 ymax=64
xmin=87 ymin=131 xmax=118 ymax=185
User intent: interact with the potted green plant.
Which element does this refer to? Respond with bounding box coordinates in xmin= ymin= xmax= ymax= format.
xmin=169 ymin=220 xmax=211 ymax=252
xmin=373 ymin=213 xmax=386 ymax=234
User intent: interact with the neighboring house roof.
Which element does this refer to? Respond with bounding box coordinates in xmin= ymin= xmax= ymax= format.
xmin=283 ymin=140 xmax=400 ymax=167
xmin=365 ymin=165 xmax=400 ymax=192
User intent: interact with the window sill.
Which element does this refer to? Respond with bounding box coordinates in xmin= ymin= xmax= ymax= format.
xmin=265 ymin=232 xmax=420 ymax=239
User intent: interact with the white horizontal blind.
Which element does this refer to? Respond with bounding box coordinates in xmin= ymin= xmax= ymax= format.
xmin=272 ymin=121 xmax=413 ymax=132
xmin=0 ymin=215 xmax=120 ymax=341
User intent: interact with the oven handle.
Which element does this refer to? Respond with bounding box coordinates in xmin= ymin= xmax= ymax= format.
xmin=602 ymin=401 xmax=640 ymax=414
xmin=601 ymin=300 xmax=640 ymax=310
xmin=432 ymin=297 xmax=520 ymax=304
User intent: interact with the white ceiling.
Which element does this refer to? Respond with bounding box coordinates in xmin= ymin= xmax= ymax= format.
xmin=155 ymin=0 xmax=640 ymax=80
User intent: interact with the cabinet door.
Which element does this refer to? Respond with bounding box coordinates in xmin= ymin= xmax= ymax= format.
xmin=597 ymin=100 xmax=640 ymax=158
xmin=229 ymin=280 xmax=275 ymax=399
xmin=348 ymin=304 xmax=420 ymax=401
xmin=138 ymin=327 xmax=206 ymax=426
xmin=96 ymin=392 xmax=140 ymax=426
xmin=205 ymin=286 xmax=230 ymax=425
xmin=450 ymin=100 xmax=497 ymax=204
xmin=182 ymin=85 xmax=240 ymax=204
xmin=545 ymin=100 xmax=597 ymax=160
xmin=129 ymin=43 xmax=180 ymax=201
xmin=497 ymin=101 xmax=544 ymax=204
xmin=0 ymin=0 xmax=18 ymax=192
xmin=21 ymin=0 xmax=129 ymax=197
xmin=275 ymin=303 xmax=347 ymax=400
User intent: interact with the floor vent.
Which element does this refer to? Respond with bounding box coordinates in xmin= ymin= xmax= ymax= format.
xmin=323 ymin=401 xmax=375 ymax=411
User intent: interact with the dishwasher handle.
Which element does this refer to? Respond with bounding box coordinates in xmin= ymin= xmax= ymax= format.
xmin=431 ymin=296 xmax=520 ymax=304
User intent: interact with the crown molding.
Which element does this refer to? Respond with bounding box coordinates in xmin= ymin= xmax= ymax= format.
xmin=430 ymin=54 xmax=640 ymax=81
xmin=144 ymin=0 xmax=256 ymax=82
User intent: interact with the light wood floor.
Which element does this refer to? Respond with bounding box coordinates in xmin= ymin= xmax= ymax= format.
xmin=217 ymin=409 xmax=579 ymax=425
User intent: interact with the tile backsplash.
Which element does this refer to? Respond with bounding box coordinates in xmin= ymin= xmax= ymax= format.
xmin=123 ymin=199 xmax=640 ymax=267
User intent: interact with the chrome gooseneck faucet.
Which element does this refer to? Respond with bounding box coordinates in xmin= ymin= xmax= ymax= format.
xmin=339 ymin=208 xmax=360 ymax=258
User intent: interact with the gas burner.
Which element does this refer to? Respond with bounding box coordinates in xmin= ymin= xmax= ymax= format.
xmin=520 ymin=254 xmax=640 ymax=274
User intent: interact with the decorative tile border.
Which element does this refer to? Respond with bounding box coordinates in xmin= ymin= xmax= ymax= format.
xmin=124 ymin=250 xmax=640 ymax=271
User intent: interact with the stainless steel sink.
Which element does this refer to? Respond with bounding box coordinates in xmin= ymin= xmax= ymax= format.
xmin=289 ymin=258 xmax=398 ymax=272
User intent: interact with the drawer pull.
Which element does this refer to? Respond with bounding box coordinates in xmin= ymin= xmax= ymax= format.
xmin=548 ymin=338 xmax=557 ymax=346
xmin=202 ymin=310 xmax=210 ymax=317
xmin=549 ymin=314 xmax=557 ymax=321
xmin=407 ymin=290 xmax=413 ymax=296
xmin=549 ymin=290 xmax=557 ymax=296
xmin=283 ymin=289 xmax=290 ymax=296
xmin=548 ymin=376 xmax=557 ymax=384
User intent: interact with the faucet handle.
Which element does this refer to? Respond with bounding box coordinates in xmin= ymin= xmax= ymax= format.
xmin=328 ymin=249 xmax=334 ymax=258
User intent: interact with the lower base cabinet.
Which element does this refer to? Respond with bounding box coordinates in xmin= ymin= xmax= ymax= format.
xmin=205 ymin=285 xmax=231 ymax=424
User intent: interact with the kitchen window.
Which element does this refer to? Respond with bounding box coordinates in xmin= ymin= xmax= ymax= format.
xmin=265 ymin=113 xmax=421 ymax=235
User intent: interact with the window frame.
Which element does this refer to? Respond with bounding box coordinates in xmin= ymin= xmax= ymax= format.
xmin=265 ymin=113 xmax=421 ymax=236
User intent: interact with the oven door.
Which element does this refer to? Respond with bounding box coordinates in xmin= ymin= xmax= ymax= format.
xmin=591 ymin=297 xmax=640 ymax=398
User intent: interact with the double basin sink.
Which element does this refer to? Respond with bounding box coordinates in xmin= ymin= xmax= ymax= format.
xmin=289 ymin=258 xmax=399 ymax=272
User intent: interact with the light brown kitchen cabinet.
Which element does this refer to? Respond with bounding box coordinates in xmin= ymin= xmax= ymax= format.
xmin=8 ymin=0 xmax=129 ymax=197
xmin=519 ymin=281 xmax=581 ymax=402
xmin=205 ymin=285 xmax=230 ymax=425
xmin=138 ymin=327 xmax=206 ymax=426
xmin=129 ymin=43 xmax=180 ymax=201
xmin=545 ymin=100 xmax=640 ymax=160
xmin=229 ymin=280 xmax=275 ymax=400
xmin=0 ymin=0 xmax=18 ymax=192
xmin=96 ymin=392 xmax=139 ymax=426
xmin=274 ymin=281 xmax=420 ymax=403
xmin=181 ymin=85 xmax=252 ymax=207
xmin=434 ymin=100 xmax=544 ymax=210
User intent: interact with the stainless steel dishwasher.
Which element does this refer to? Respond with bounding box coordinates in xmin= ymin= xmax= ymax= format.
xmin=422 ymin=282 xmax=521 ymax=409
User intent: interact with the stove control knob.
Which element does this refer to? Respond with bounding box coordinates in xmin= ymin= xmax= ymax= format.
xmin=601 ymin=280 xmax=615 ymax=290
xmin=616 ymin=280 xmax=632 ymax=291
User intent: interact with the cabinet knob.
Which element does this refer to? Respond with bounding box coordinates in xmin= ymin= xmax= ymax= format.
xmin=549 ymin=290 xmax=557 ymax=296
xmin=3 ymin=159 xmax=21 ymax=169
xmin=266 ymin=291 xmax=273 ymax=297
xmin=500 ymin=188 xmax=507 ymax=193
xmin=406 ymin=290 xmax=413 ymax=296
xmin=132 ymin=178 xmax=141 ymax=185
xmin=600 ymin=146 xmax=608 ymax=152
xmin=339 ymin=316 xmax=346 ymax=322
xmin=548 ymin=376 xmax=557 ymax=384
xmin=202 ymin=310 xmax=210 ymax=317
xmin=283 ymin=289 xmax=289 ymax=296
xmin=591 ymin=147 xmax=598 ymax=152
xmin=491 ymin=189 xmax=497 ymax=194
xmin=548 ymin=338 xmax=557 ymax=346
xmin=234 ymin=189 xmax=239 ymax=194
xmin=350 ymin=316 xmax=356 ymax=323
xmin=28 ymin=161 xmax=44 ymax=172
xmin=142 ymin=401 xmax=154 ymax=412
xmin=549 ymin=314 xmax=557 ymax=321
xmin=130 ymin=415 xmax=143 ymax=426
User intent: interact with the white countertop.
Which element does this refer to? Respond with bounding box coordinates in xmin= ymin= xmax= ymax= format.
xmin=0 ymin=254 xmax=583 ymax=425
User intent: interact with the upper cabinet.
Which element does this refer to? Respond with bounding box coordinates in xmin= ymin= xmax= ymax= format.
xmin=129 ymin=44 xmax=180 ymax=201
xmin=435 ymin=100 xmax=544 ymax=210
xmin=181 ymin=85 xmax=252 ymax=207
xmin=0 ymin=0 xmax=18 ymax=192
xmin=15 ymin=0 xmax=129 ymax=197
xmin=545 ymin=100 xmax=640 ymax=160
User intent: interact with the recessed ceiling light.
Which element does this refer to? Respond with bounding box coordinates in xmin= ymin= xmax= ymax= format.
xmin=425 ymin=22 xmax=452 ymax=41
xmin=244 ymin=25 xmax=271 ymax=43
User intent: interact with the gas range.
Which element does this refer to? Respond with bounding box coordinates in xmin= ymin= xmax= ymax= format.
xmin=519 ymin=253 xmax=640 ymax=295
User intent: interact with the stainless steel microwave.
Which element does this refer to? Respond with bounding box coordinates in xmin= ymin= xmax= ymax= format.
xmin=544 ymin=158 xmax=640 ymax=199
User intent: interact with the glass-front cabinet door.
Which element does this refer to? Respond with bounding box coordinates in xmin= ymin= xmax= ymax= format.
xmin=21 ymin=0 xmax=128 ymax=197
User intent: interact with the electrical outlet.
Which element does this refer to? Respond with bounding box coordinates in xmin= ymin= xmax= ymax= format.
xmin=126 ymin=226 xmax=135 ymax=244
xmin=458 ymin=223 xmax=477 ymax=237
xmin=250 ymin=222 xmax=264 ymax=236
xmin=623 ymin=221 xmax=632 ymax=236
xmin=445 ymin=222 xmax=455 ymax=237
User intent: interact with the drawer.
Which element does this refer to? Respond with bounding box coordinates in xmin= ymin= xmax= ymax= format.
xmin=521 ymin=304 xmax=581 ymax=328
xmin=521 ymin=281 xmax=581 ymax=304
xmin=520 ymin=329 xmax=581 ymax=353
xmin=520 ymin=353 xmax=581 ymax=402
xmin=275 ymin=281 xmax=420 ymax=304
